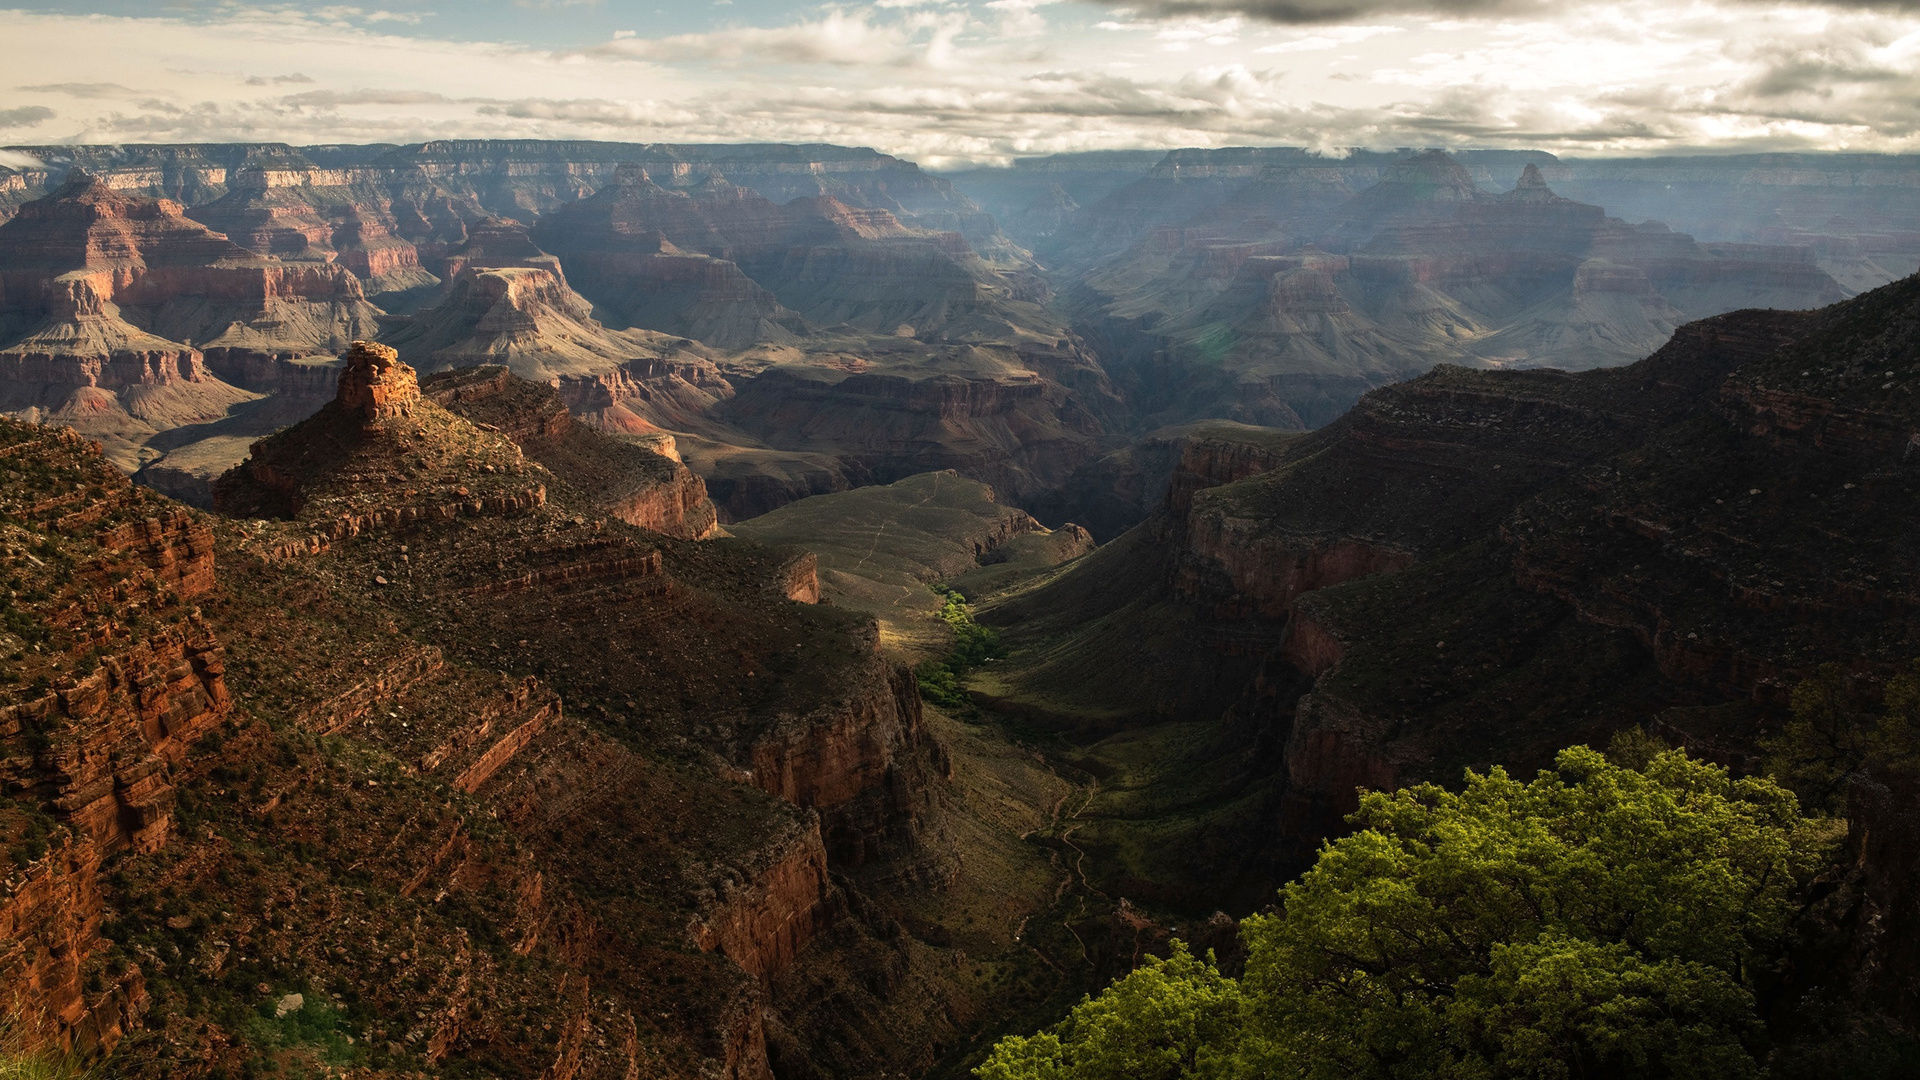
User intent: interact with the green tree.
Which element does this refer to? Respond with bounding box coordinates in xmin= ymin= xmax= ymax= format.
xmin=978 ymin=747 xmax=1833 ymax=1080
xmin=978 ymin=942 xmax=1244 ymax=1080
xmin=1762 ymin=661 xmax=1920 ymax=813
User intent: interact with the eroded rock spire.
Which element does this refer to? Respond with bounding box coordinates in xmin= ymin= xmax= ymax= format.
xmin=336 ymin=340 xmax=419 ymax=421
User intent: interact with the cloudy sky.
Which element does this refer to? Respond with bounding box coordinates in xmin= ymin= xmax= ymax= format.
xmin=0 ymin=0 xmax=1915 ymax=167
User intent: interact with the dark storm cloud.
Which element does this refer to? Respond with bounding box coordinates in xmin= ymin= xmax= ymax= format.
xmin=1113 ymin=0 xmax=1919 ymax=23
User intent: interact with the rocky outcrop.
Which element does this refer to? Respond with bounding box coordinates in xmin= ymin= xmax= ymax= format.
xmin=422 ymin=364 xmax=720 ymax=539
xmin=530 ymin=165 xmax=1027 ymax=345
xmin=1068 ymin=152 xmax=1850 ymax=432
xmin=740 ymin=657 xmax=948 ymax=866
xmin=2 ymin=623 xmax=230 ymax=854
xmin=1179 ymin=523 xmax=1415 ymax=621
xmin=0 ymin=831 xmax=147 ymax=1052
xmin=336 ymin=340 xmax=418 ymax=421
xmin=0 ymin=173 xmax=381 ymax=461
xmin=777 ymin=552 xmax=821 ymax=604
xmin=721 ymin=364 xmax=1104 ymax=510
xmin=0 ymin=334 xmax=973 ymax=1080
xmin=690 ymin=824 xmax=836 ymax=984
xmin=212 ymin=347 xmax=556 ymax=541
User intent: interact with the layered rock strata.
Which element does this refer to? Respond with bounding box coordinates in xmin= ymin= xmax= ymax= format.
xmin=204 ymin=344 xmax=958 ymax=1075
xmin=422 ymin=363 xmax=719 ymax=539
xmin=1065 ymin=152 xmax=1849 ymax=432
xmin=0 ymin=421 xmax=231 ymax=1050
xmin=0 ymin=173 xmax=380 ymax=466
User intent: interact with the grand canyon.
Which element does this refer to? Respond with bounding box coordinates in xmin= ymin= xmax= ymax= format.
xmin=2 ymin=30 xmax=1920 ymax=1079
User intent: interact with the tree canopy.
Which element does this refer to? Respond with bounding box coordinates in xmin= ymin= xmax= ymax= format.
xmin=978 ymin=746 xmax=1834 ymax=1080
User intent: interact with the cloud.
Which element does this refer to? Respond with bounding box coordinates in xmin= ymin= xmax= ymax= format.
xmin=582 ymin=8 xmax=976 ymax=67
xmin=1114 ymin=0 xmax=1920 ymax=24
xmin=1740 ymin=37 xmax=1906 ymax=97
xmin=0 ymin=150 xmax=46 ymax=169
xmin=475 ymin=97 xmax=701 ymax=127
xmin=282 ymin=88 xmax=454 ymax=106
xmin=586 ymin=12 xmax=919 ymax=66
xmin=1113 ymin=0 xmax=1551 ymax=25
xmin=0 ymin=106 xmax=55 ymax=128
xmin=1256 ymin=24 xmax=1403 ymax=51
xmin=0 ymin=1 xmax=1918 ymax=166
xmin=16 ymin=82 xmax=138 ymax=98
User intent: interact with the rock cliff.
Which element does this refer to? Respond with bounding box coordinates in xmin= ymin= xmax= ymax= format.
xmin=421 ymin=363 xmax=719 ymax=539
xmin=205 ymin=344 xmax=969 ymax=1074
xmin=979 ymin=272 xmax=1920 ymax=918
xmin=0 ymin=172 xmax=383 ymax=469
xmin=0 ymin=419 xmax=229 ymax=1050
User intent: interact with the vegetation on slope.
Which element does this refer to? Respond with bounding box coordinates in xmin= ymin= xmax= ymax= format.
xmin=0 ymin=1021 xmax=92 ymax=1080
xmin=979 ymin=745 xmax=1836 ymax=1080
xmin=918 ymin=588 xmax=1005 ymax=710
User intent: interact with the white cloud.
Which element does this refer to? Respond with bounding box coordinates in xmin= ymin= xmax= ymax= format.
xmin=0 ymin=1 xmax=1914 ymax=165
xmin=585 ymin=10 xmax=931 ymax=66
xmin=1256 ymin=24 xmax=1403 ymax=50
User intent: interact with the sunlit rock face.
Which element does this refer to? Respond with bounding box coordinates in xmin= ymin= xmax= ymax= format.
xmin=0 ymin=171 xmax=381 ymax=467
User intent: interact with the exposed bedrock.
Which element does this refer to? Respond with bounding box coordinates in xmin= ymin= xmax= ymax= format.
xmin=195 ymin=348 xmax=962 ymax=1076
xmin=689 ymin=823 xmax=838 ymax=986
xmin=0 ymin=832 xmax=148 ymax=1053
xmin=0 ymin=425 xmax=233 ymax=1052
xmin=720 ymin=366 xmax=1104 ymax=509
xmin=0 ymin=173 xmax=380 ymax=464
xmin=982 ymin=297 xmax=1874 ymax=909
xmin=422 ymin=363 xmax=720 ymax=539
xmin=736 ymin=652 xmax=949 ymax=867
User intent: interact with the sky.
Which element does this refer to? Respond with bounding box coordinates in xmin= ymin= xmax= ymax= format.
xmin=0 ymin=0 xmax=1916 ymax=168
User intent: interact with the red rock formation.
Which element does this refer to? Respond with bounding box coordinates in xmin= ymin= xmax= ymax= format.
xmin=184 ymin=163 xmax=458 ymax=304
xmin=530 ymin=165 xmax=1019 ymax=345
xmin=0 ymin=172 xmax=380 ymax=459
xmin=0 ymin=832 xmax=147 ymax=1052
xmin=4 ymin=623 xmax=230 ymax=854
xmin=421 ymin=364 xmax=721 ymax=540
xmin=741 ymin=660 xmax=947 ymax=865
xmin=0 ymin=420 xmax=231 ymax=1051
xmin=778 ymin=552 xmax=822 ymax=604
xmin=336 ymin=340 xmax=418 ymax=421
xmin=690 ymin=824 xmax=835 ymax=983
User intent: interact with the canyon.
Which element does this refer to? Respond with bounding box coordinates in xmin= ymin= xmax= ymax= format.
xmin=0 ymin=342 xmax=1098 ymax=1079
xmin=967 ymin=272 xmax=1920 ymax=933
xmin=1 ymin=140 xmax=1889 ymax=537
xmin=3 ymin=138 xmax=1920 ymax=1078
